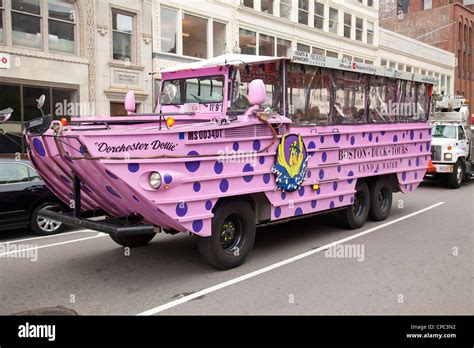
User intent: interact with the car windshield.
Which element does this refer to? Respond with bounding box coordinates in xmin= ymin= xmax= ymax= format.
xmin=161 ymin=76 xmax=224 ymax=105
xmin=432 ymin=125 xmax=456 ymax=139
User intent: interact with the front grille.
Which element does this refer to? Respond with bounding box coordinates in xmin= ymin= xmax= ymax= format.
xmin=431 ymin=145 xmax=441 ymax=161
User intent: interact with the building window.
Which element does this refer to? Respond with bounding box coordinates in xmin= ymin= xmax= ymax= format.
xmin=389 ymin=61 xmax=396 ymax=69
xmin=277 ymin=38 xmax=291 ymax=57
xmin=405 ymin=65 xmax=412 ymax=72
xmin=259 ymin=33 xmax=275 ymax=56
xmin=239 ymin=28 xmax=256 ymax=55
xmin=261 ymin=0 xmax=273 ymax=14
xmin=312 ymin=46 xmax=324 ymax=55
xmin=297 ymin=42 xmax=310 ymax=53
xmin=48 ymin=0 xmax=76 ymax=54
xmin=326 ymin=50 xmax=338 ymax=58
xmin=213 ymin=21 xmax=226 ymax=57
xmin=398 ymin=63 xmax=405 ymax=71
xmin=367 ymin=0 xmax=373 ymax=7
xmin=365 ymin=59 xmax=373 ymax=65
xmin=182 ymin=14 xmax=207 ymax=59
xmin=423 ymin=0 xmax=432 ymax=10
xmin=354 ymin=57 xmax=363 ymax=63
xmin=298 ymin=0 xmax=309 ymax=25
xmin=280 ymin=0 xmax=291 ymax=20
xmin=12 ymin=0 xmax=42 ymax=49
xmin=328 ymin=7 xmax=338 ymax=34
xmin=314 ymin=1 xmax=324 ymax=30
xmin=242 ymin=0 xmax=254 ymax=8
xmin=367 ymin=21 xmax=374 ymax=45
xmin=381 ymin=59 xmax=387 ymax=67
xmin=344 ymin=13 xmax=351 ymax=39
xmin=342 ymin=54 xmax=352 ymax=62
xmin=355 ymin=17 xmax=363 ymax=41
xmin=0 ymin=0 xmax=4 ymax=43
xmin=112 ymin=10 xmax=134 ymax=62
xmin=160 ymin=7 xmax=177 ymax=54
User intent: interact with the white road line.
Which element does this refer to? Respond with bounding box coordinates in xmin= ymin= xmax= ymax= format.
xmin=138 ymin=201 xmax=446 ymax=316
xmin=0 ymin=229 xmax=94 ymax=246
xmin=0 ymin=233 xmax=108 ymax=257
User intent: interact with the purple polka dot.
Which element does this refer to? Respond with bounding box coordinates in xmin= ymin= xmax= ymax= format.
xmin=133 ymin=195 xmax=139 ymax=202
xmin=322 ymin=152 xmax=327 ymax=163
xmin=402 ymin=133 xmax=406 ymax=139
xmin=259 ymin=156 xmax=265 ymax=165
xmin=368 ymin=133 xmax=373 ymax=142
xmin=308 ymin=141 xmax=316 ymax=150
xmin=33 ymin=139 xmax=46 ymax=157
xmin=193 ymin=182 xmax=201 ymax=192
xmin=350 ymin=136 xmax=355 ymax=145
xmin=408 ymin=160 xmax=412 ymax=166
xmin=347 ymin=171 xmax=354 ymax=184
xmin=185 ymin=151 xmax=201 ymax=172
xmin=419 ymin=145 xmax=423 ymax=152
xmin=205 ymin=200 xmax=213 ymax=210
xmin=106 ymin=170 xmax=118 ymax=180
xmin=233 ymin=142 xmax=239 ymax=151
xmin=319 ymin=169 xmax=325 ymax=180
xmin=307 ymin=170 xmax=312 ymax=179
xmin=337 ymin=166 xmax=342 ymax=173
xmin=339 ymin=195 xmax=344 ymax=203
xmin=82 ymin=185 xmax=92 ymax=194
xmin=402 ymin=172 xmax=407 ymax=181
xmin=334 ymin=134 xmax=341 ymax=143
xmin=333 ymin=182 xmax=338 ymax=191
xmin=350 ymin=197 xmax=354 ymax=204
xmin=320 ymin=136 xmax=325 ymax=144
xmin=263 ymin=173 xmax=271 ymax=184
xmin=425 ymin=143 xmax=430 ymax=152
xmin=60 ymin=175 xmax=71 ymax=184
xmin=106 ymin=186 xmax=121 ymax=199
xmin=220 ymin=179 xmax=229 ymax=193
xmin=416 ymin=157 xmax=420 ymax=166
xmin=243 ymin=164 xmax=254 ymax=182
xmin=281 ymin=191 xmax=286 ymax=200
xmin=176 ymin=202 xmax=188 ymax=217
xmin=414 ymin=173 xmax=418 ymax=180
xmin=299 ymin=186 xmax=305 ymax=197
xmin=193 ymin=220 xmax=203 ymax=233
xmin=311 ymin=200 xmax=317 ymax=209
xmin=419 ymin=132 xmax=423 ymax=140
xmin=295 ymin=208 xmax=303 ymax=216
xmin=376 ymin=136 xmax=379 ymax=143
xmin=316 ymin=187 xmax=321 ymax=195
xmin=253 ymin=140 xmax=261 ymax=151
xmin=410 ymin=130 xmax=415 ymax=140
xmin=128 ymin=163 xmax=140 ymax=173
xmin=329 ymin=201 xmax=335 ymax=209
xmin=214 ymin=161 xmax=224 ymax=174
xmin=381 ymin=131 xmax=386 ymax=136
xmin=393 ymin=135 xmax=398 ymax=142
xmin=362 ymin=132 xmax=366 ymax=138
xmin=428 ymin=128 xmax=432 ymax=136
xmin=164 ymin=174 xmax=173 ymax=184
xmin=274 ymin=207 xmax=281 ymax=218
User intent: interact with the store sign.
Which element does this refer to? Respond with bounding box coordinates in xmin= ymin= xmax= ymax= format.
xmin=0 ymin=53 xmax=11 ymax=69
xmin=113 ymin=71 xmax=139 ymax=85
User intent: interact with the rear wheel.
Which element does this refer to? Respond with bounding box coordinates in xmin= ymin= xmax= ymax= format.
xmin=109 ymin=233 xmax=155 ymax=247
xmin=448 ymin=160 xmax=463 ymax=189
xmin=30 ymin=202 xmax=65 ymax=236
xmin=369 ymin=177 xmax=393 ymax=221
xmin=340 ymin=180 xmax=370 ymax=229
xmin=197 ymin=200 xmax=256 ymax=270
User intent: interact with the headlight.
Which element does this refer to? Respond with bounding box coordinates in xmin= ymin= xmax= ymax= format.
xmin=444 ymin=153 xmax=452 ymax=161
xmin=149 ymin=172 xmax=162 ymax=189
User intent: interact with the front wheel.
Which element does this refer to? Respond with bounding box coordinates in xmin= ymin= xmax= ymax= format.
xmin=197 ymin=200 xmax=256 ymax=270
xmin=448 ymin=160 xmax=463 ymax=189
xmin=340 ymin=180 xmax=370 ymax=229
xmin=369 ymin=177 xmax=393 ymax=221
xmin=30 ymin=202 xmax=65 ymax=236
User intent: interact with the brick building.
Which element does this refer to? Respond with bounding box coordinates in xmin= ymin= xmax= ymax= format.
xmin=379 ymin=0 xmax=473 ymax=110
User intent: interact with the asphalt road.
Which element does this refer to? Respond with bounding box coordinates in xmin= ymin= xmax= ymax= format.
xmin=0 ymin=179 xmax=472 ymax=315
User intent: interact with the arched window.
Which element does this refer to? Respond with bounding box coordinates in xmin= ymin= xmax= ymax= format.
xmin=7 ymin=0 xmax=77 ymax=54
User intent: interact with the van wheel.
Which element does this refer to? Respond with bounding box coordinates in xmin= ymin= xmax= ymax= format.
xmin=448 ymin=160 xmax=463 ymax=189
xmin=197 ymin=200 xmax=256 ymax=270
xmin=31 ymin=202 xmax=65 ymax=236
xmin=340 ymin=180 xmax=370 ymax=229
xmin=369 ymin=177 xmax=393 ymax=221
xmin=109 ymin=233 xmax=155 ymax=247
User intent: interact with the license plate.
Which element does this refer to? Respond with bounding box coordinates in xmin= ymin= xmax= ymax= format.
xmin=434 ymin=164 xmax=453 ymax=173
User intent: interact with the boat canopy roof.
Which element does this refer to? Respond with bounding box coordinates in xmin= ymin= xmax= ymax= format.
xmin=160 ymin=51 xmax=439 ymax=85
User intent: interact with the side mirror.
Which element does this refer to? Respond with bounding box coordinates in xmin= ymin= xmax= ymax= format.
xmin=124 ymin=91 xmax=136 ymax=115
xmin=247 ymin=79 xmax=266 ymax=106
xmin=0 ymin=108 xmax=13 ymax=124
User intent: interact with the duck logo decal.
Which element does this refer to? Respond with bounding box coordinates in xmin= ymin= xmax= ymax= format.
xmin=272 ymin=134 xmax=311 ymax=192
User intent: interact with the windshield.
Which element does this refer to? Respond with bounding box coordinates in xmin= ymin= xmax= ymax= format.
xmin=161 ymin=76 xmax=224 ymax=105
xmin=432 ymin=125 xmax=456 ymax=139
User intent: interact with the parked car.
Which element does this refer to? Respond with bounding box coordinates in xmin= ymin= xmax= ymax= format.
xmin=0 ymin=159 xmax=66 ymax=235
